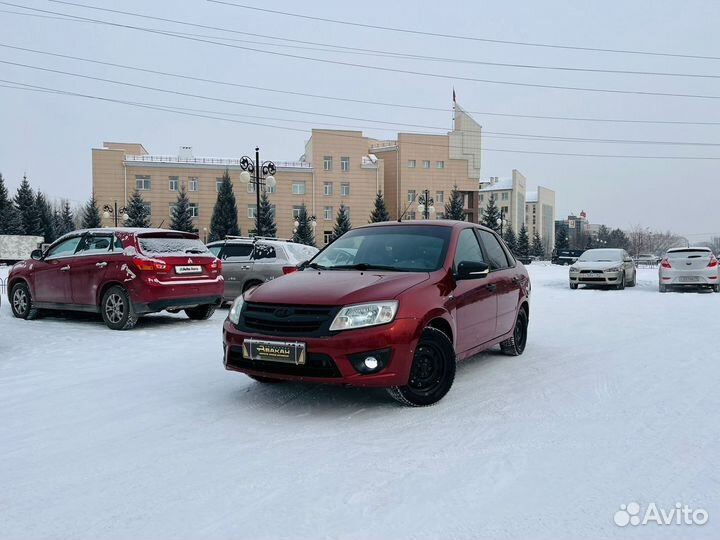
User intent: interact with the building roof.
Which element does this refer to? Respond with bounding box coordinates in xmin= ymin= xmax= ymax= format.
xmin=479 ymin=177 xmax=513 ymax=191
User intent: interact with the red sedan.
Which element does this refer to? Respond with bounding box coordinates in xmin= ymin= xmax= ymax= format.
xmin=8 ymin=228 xmax=224 ymax=330
xmin=223 ymin=221 xmax=530 ymax=406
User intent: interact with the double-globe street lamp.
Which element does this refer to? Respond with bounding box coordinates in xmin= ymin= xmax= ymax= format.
xmin=496 ymin=210 xmax=507 ymax=236
xmin=103 ymin=201 xmax=128 ymax=227
xmin=293 ymin=214 xmax=317 ymax=235
xmin=239 ymin=147 xmax=276 ymax=236
xmin=416 ymin=189 xmax=435 ymax=219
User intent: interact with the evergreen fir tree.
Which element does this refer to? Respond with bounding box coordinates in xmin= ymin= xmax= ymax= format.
xmin=517 ymin=224 xmax=530 ymax=258
xmin=125 ymin=189 xmax=152 ymax=228
xmin=59 ymin=200 xmax=76 ymax=235
xmin=0 ymin=174 xmax=24 ymax=234
xmin=531 ymin=231 xmax=545 ymax=258
xmin=14 ymin=175 xmax=41 ymax=235
xmin=444 ymin=185 xmax=465 ymax=221
xmin=208 ymin=169 xmax=240 ymax=241
xmin=170 ymin=185 xmax=195 ymax=232
xmin=291 ymin=203 xmax=316 ymax=246
xmin=480 ymin=194 xmax=501 ymax=232
xmin=554 ymin=224 xmax=570 ymax=251
xmin=36 ymin=192 xmax=57 ymax=243
xmin=81 ymin=194 xmax=102 ymax=229
xmin=332 ymin=203 xmax=352 ymax=240
xmin=608 ymin=228 xmax=629 ymax=250
xmin=369 ymin=191 xmax=390 ymax=223
xmin=502 ymin=225 xmax=517 ymax=254
xmin=584 ymin=234 xmax=595 ymax=250
xmin=0 ymin=172 xmax=10 ymax=224
xmin=257 ymin=189 xmax=277 ymax=237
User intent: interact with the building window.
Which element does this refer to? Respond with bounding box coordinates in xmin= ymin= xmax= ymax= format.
xmin=408 ymin=211 xmax=416 ymax=220
xmin=345 ymin=207 xmax=350 ymax=220
xmin=216 ymin=178 xmax=224 ymax=192
xmin=142 ymin=202 xmax=151 ymax=215
xmin=324 ymin=206 xmax=333 ymax=220
xmin=341 ymin=183 xmax=350 ymax=196
xmin=323 ymin=182 xmax=333 ymax=196
xmin=292 ymin=206 xmax=303 ymax=219
xmin=480 ymin=194 xmax=484 ymax=202
xmin=435 ymin=191 xmax=444 ymax=203
xmin=292 ymin=181 xmax=306 ymax=195
xmin=248 ymin=205 xmax=257 ymax=219
xmin=189 ymin=203 xmax=199 ymax=218
xmin=135 ymin=175 xmax=151 ymax=191
xmin=266 ymin=184 xmax=275 ymax=194
xmin=501 ymin=206 xmax=509 ymax=213
xmin=407 ymin=160 xmax=416 ymax=168
xmin=340 ymin=156 xmax=350 ymax=171
xmin=422 ymin=160 xmax=430 ymax=169
xmin=436 ymin=161 xmax=445 ymax=169
xmin=532 ymin=215 xmax=536 ymax=225
xmin=436 ymin=212 xmax=445 ymax=219
xmin=323 ymin=156 xmax=332 ymax=171
xmin=533 ymin=206 xmax=536 ymax=214
xmin=169 ymin=176 xmax=179 ymax=191
xmin=407 ymin=190 xmax=416 ymax=202
xmin=188 ymin=177 xmax=199 ymax=192
xmin=247 ymin=182 xmax=256 ymax=194
xmin=324 ymin=231 xmax=333 ymax=244
xmin=501 ymin=192 xmax=509 ymax=201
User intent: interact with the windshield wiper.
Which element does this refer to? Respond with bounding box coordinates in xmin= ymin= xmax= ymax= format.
xmin=302 ymin=262 xmax=327 ymax=270
xmin=185 ymin=248 xmax=206 ymax=254
xmin=333 ymin=263 xmax=399 ymax=271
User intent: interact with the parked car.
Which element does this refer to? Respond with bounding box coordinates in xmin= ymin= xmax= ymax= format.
xmin=223 ymin=221 xmax=531 ymax=406
xmin=207 ymin=237 xmax=319 ymax=301
xmin=551 ymin=249 xmax=584 ymax=265
xmin=7 ymin=228 xmax=224 ymax=330
xmin=658 ymin=247 xmax=719 ymax=292
xmin=569 ymin=248 xmax=637 ymax=289
xmin=634 ymin=253 xmax=661 ymax=267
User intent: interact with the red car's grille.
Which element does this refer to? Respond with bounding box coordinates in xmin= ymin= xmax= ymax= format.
xmin=239 ymin=303 xmax=337 ymax=336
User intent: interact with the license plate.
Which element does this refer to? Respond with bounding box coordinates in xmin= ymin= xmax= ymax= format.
xmin=679 ymin=276 xmax=699 ymax=282
xmin=585 ymin=273 xmax=604 ymax=277
xmin=175 ymin=265 xmax=202 ymax=274
xmin=242 ymin=339 xmax=306 ymax=365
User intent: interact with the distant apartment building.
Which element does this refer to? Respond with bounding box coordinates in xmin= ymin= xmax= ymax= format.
xmin=479 ymin=170 xmax=527 ymax=233
xmin=91 ymin=102 xmax=484 ymax=244
xmin=525 ymin=187 xmax=556 ymax=254
xmin=555 ymin=211 xmax=588 ymax=249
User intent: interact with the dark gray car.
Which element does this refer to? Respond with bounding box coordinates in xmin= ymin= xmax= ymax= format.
xmin=208 ymin=237 xmax=318 ymax=301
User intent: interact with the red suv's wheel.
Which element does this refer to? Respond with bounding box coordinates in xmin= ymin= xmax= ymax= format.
xmin=101 ymin=286 xmax=138 ymax=330
xmin=387 ymin=327 xmax=456 ymax=407
xmin=10 ymin=282 xmax=40 ymax=320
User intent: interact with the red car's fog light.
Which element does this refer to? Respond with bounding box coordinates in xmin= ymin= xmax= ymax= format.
xmin=347 ymin=348 xmax=392 ymax=374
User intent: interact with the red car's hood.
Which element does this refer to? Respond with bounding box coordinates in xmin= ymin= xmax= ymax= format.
xmin=244 ymin=270 xmax=431 ymax=305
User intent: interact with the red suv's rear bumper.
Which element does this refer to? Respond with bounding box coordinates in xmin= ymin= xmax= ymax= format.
xmin=129 ymin=275 xmax=224 ymax=314
xmin=222 ymin=317 xmax=422 ymax=387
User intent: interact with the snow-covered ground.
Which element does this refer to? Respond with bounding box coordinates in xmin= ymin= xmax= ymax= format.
xmin=1 ymin=264 xmax=718 ymax=540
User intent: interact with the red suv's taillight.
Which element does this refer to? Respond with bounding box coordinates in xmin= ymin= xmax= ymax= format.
xmin=282 ymin=266 xmax=297 ymax=275
xmin=132 ymin=257 xmax=168 ymax=272
xmin=209 ymin=258 xmax=222 ymax=272
xmin=708 ymin=256 xmax=718 ymax=268
xmin=660 ymin=258 xmax=672 ymax=268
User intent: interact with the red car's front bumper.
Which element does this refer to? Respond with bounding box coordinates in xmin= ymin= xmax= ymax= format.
xmin=129 ymin=275 xmax=224 ymax=314
xmin=222 ymin=317 xmax=422 ymax=387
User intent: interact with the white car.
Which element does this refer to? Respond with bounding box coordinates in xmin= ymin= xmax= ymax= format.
xmin=569 ymin=248 xmax=637 ymax=290
xmin=659 ymin=247 xmax=719 ymax=293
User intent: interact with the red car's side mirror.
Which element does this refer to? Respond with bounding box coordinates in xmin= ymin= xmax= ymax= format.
xmin=30 ymin=249 xmax=43 ymax=260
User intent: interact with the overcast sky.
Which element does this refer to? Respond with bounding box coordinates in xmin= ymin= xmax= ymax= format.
xmin=1 ymin=0 xmax=718 ymax=240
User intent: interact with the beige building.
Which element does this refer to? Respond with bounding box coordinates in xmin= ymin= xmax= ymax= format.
xmin=525 ymin=186 xmax=556 ymax=254
xmin=91 ymin=102 xmax=484 ymax=245
xmin=479 ymin=170 xmax=528 ymax=233
xmin=371 ymin=102 xmax=482 ymax=222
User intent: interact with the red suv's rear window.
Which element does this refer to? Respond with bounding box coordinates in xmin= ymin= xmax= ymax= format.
xmin=137 ymin=235 xmax=210 ymax=257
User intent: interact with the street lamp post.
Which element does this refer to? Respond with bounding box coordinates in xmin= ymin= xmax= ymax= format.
xmin=496 ymin=210 xmax=506 ymax=236
xmin=416 ymin=189 xmax=435 ymax=220
xmin=239 ymin=147 xmax=276 ymax=236
xmin=103 ymin=201 xmax=128 ymax=227
xmin=294 ymin=214 xmax=317 ymax=235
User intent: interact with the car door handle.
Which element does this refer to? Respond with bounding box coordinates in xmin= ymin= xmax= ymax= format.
xmin=486 ymin=283 xmax=497 ymax=292
xmin=60 ymin=265 xmax=71 ymax=272
xmin=511 ymin=276 xmax=520 ymax=284
xmin=95 ymin=262 xmax=108 ymax=268
xmin=240 ymin=265 xmax=251 ymax=270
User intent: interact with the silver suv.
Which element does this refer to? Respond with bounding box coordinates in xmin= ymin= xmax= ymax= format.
xmin=207 ymin=237 xmax=319 ymax=301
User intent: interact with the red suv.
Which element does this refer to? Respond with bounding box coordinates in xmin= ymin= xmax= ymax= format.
xmin=223 ymin=221 xmax=530 ymax=406
xmin=8 ymin=228 xmax=224 ymax=330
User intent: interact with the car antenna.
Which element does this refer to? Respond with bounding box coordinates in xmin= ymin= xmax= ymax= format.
xmin=397 ymin=200 xmax=414 ymax=222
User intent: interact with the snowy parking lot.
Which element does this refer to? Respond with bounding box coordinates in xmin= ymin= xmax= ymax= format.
xmin=1 ymin=263 xmax=718 ymax=539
